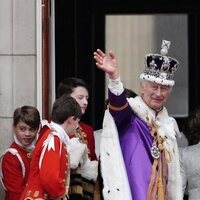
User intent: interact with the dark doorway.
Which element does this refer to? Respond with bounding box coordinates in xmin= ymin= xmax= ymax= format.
xmin=54 ymin=0 xmax=200 ymax=131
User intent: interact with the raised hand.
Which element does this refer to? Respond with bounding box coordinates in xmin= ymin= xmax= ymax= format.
xmin=93 ymin=49 xmax=119 ymax=79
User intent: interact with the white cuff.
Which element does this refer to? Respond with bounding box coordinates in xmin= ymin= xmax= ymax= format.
xmin=108 ymin=76 xmax=124 ymax=96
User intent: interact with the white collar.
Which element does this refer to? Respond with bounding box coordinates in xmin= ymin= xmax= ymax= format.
xmin=128 ymin=96 xmax=180 ymax=139
xmin=14 ymin=134 xmax=35 ymax=151
xmin=41 ymin=119 xmax=70 ymax=144
xmin=49 ymin=121 xmax=70 ymax=144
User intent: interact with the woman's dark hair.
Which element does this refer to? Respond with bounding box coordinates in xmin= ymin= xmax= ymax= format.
xmin=13 ymin=106 xmax=41 ymax=130
xmin=56 ymin=77 xmax=89 ymax=98
xmin=183 ymin=107 xmax=200 ymax=145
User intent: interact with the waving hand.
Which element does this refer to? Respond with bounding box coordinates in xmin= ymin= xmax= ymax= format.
xmin=93 ymin=49 xmax=119 ymax=79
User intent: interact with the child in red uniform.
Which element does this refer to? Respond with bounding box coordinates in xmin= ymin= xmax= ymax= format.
xmin=0 ymin=106 xmax=41 ymax=200
xmin=20 ymin=95 xmax=83 ymax=200
xmin=57 ymin=77 xmax=97 ymax=161
xmin=57 ymin=77 xmax=98 ymax=200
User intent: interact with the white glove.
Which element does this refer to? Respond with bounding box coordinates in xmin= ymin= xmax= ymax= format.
xmin=69 ymin=138 xmax=87 ymax=169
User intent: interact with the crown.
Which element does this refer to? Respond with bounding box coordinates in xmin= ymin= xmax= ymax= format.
xmin=140 ymin=40 xmax=179 ymax=86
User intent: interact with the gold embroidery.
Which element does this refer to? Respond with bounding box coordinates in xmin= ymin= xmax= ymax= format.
xmin=146 ymin=117 xmax=170 ymax=200
xmin=26 ymin=190 xmax=31 ymax=196
xmin=34 ymin=190 xmax=39 ymax=197
xmin=27 ymin=152 xmax=32 ymax=158
xmin=82 ymin=180 xmax=95 ymax=193
xmin=75 ymin=125 xmax=91 ymax=156
xmin=146 ymin=117 xmax=172 ymax=163
xmin=76 ymin=126 xmax=87 ymax=144
xmin=64 ymin=144 xmax=70 ymax=196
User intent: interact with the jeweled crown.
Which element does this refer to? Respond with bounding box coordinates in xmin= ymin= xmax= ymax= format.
xmin=140 ymin=40 xmax=179 ymax=86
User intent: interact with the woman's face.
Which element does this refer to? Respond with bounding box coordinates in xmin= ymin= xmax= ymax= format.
xmin=13 ymin=120 xmax=38 ymax=147
xmin=70 ymin=86 xmax=89 ymax=114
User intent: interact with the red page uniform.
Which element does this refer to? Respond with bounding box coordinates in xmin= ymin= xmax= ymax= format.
xmin=20 ymin=121 xmax=70 ymax=200
xmin=76 ymin=121 xmax=97 ymax=161
xmin=0 ymin=142 xmax=32 ymax=200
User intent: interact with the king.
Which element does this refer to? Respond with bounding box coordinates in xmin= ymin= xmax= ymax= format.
xmin=93 ymin=40 xmax=183 ymax=200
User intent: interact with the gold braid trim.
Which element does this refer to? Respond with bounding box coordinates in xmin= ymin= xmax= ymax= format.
xmin=163 ymin=148 xmax=172 ymax=163
xmin=82 ymin=180 xmax=95 ymax=194
xmin=108 ymin=102 xmax=128 ymax=111
xmin=147 ymin=117 xmax=172 ymax=163
xmin=147 ymin=159 xmax=158 ymax=199
xmin=69 ymin=185 xmax=83 ymax=196
xmin=163 ymin=152 xmax=168 ymax=199
xmin=157 ymin=158 xmax=164 ymax=200
xmin=147 ymin=154 xmax=167 ymax=200
xmin=69 ymin=166 xmax=83 ymax=196
xmin=75 ymin=126 xmax=90 ymax=157
xmin=93 ymin=176 xmax=101 ymax=200
xmin=146 ymin=117 xmax=170 ymax=200
xmin=76 ymin=126 xmax=88 ymax=144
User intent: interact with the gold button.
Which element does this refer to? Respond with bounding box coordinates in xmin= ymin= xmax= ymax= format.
xmin=27 ymin=152 xmax=32 ymax=158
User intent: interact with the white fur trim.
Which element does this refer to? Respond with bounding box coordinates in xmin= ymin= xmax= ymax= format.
xmin=69 ymin=138 xmax=87 ymax=169
xmin=128 ymin=96 xmax=183 ymax=200
xmin=100 ymin=110 xmax=132 ymax=200
xmin=81 ymin=159 xmax=98 ymax=181
xmin=140 ymin=73 xmax=175 ymax=86
xmin=100 ymin=95 xmax=183 ymax=200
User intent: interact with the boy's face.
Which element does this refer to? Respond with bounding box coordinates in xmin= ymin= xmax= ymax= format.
xmin=67 ymin=117 xmax=80 ymax=134
xmin=13 ymin=120 xmax=38 ymax=147
xmin=70 ymin=86 xmax=89 ymax=114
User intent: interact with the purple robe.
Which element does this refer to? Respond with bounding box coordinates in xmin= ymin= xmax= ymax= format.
xmin=109 ymin=90 xmax=154 ymax=200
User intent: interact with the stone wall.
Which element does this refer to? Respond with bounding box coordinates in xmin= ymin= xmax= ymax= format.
xmin=0 ymin=0 xmax=37 ymax=196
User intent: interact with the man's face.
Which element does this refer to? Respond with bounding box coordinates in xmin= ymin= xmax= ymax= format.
xmin=140 ymin=81 xmax=172 ymax=111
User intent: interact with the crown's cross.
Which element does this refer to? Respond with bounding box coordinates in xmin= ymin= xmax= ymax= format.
xmin=160 ymin=40 xmax=171 ymax=56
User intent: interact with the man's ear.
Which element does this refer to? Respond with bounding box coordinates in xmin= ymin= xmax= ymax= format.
xmin=140 ymin=81 xmax=145 ymax=89
xmin=140 ymin=82 xmax=145 ymax=95
xmin=67 ymin=116 xmax=75 ymax=125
